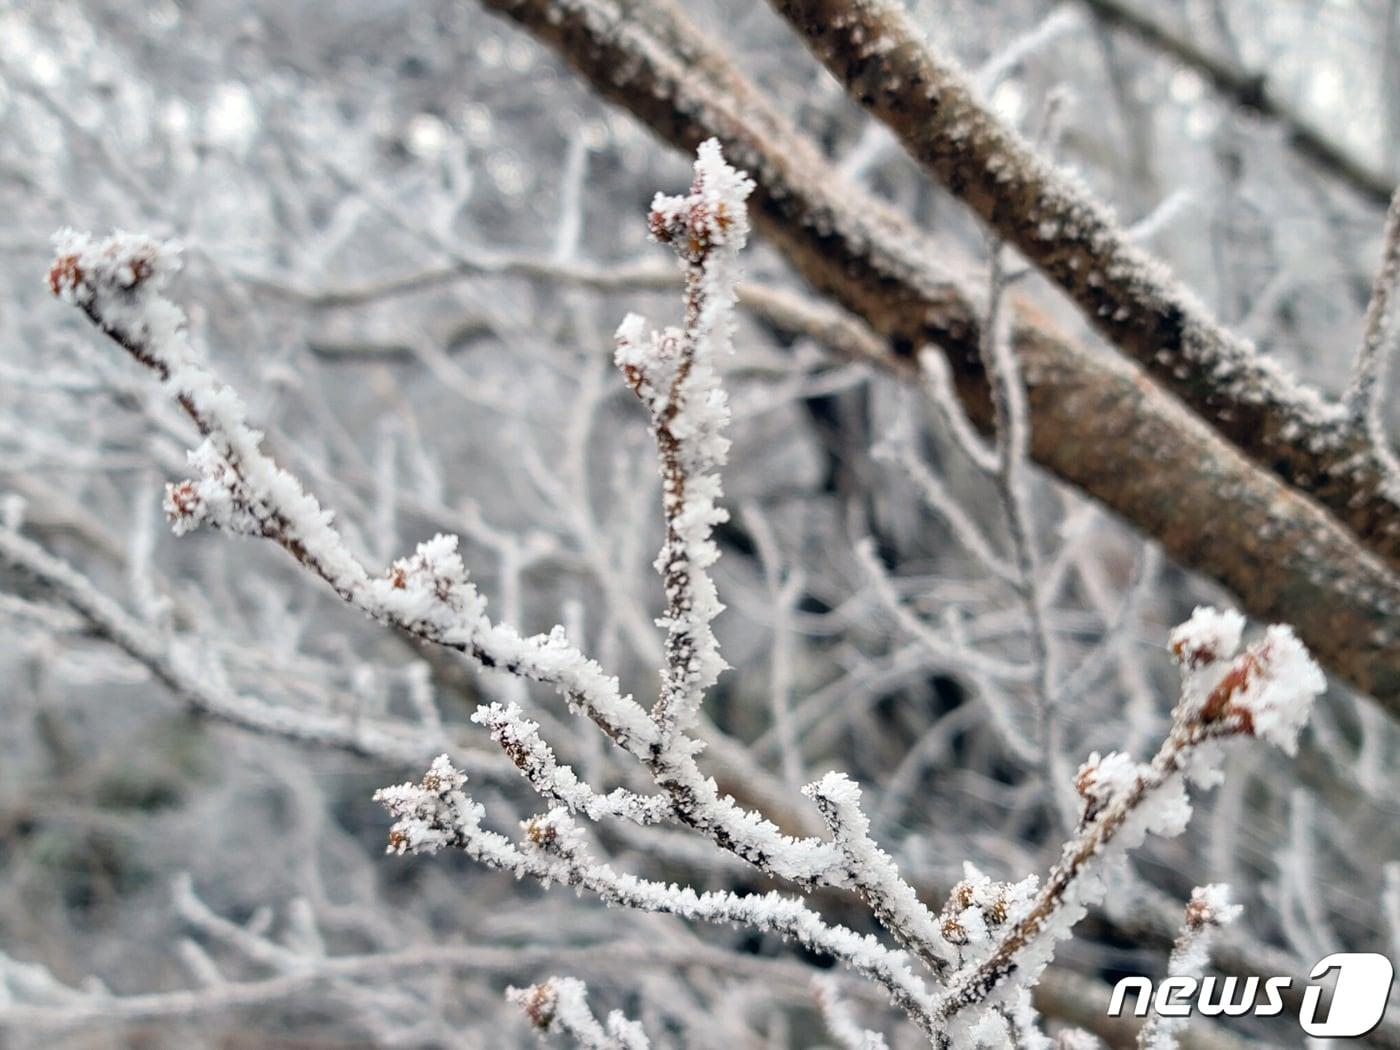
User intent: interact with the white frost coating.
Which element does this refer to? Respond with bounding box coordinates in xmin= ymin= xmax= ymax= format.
xmin=814 ymin=976 xmax=891 ymax=1050
xmin=1171 ymin=610 xmax=1323 ymax=755
xmin=49 ymin=228 xmax=664 ymax=757
xmin=471 ymin=702 xmax=671 ymax=824
xmin=615 ymin=138 xmax=753 ymax=738
xmin=376 ymin=759 xmax=940 ymax=1033
xmin=507 ymin=976 xmax=650 ymax=1050
xmin=1074 ymin=751 xmax=1142 ymax=811
xmin=49 ymin=229 xmax=183 ymax=305
xmin=1168 ymin=606 xmax=1244 ymax=671
xmin=1227 ymin=626 xmax=1325 ymax=756
xmin=805 ymin=772 xmax=958 ymax=971
xmin=1137 ymin=885 xmax=1241 ymax=1050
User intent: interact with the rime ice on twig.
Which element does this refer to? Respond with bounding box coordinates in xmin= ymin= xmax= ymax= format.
xmin=934 ymin=607 xmax=1322 ymax=1029
xmin=375 ymin=758 xmax=942 ymax=1036
xmin=508 ymin=976 xmax=650 ymax=1050
xmin=805 ymin=772 xmax=956 ymax=975
xmin=1136 ymin=885 xmax=1240 ymax=1050
xmin=814 ymin=976 xmax=891 ymax=1050
xmin=975 ymin=239 xmax=1070 ymax=826
xmin=471 ymin=701 xmax=671 ymax=825
xmin=615 ymin=138 xmax=752 ymax=740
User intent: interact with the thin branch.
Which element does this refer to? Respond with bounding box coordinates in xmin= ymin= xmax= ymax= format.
xmin=0 ymin=525 xmax=462 ymax=768
xmin=377 ymin=768 xmax=942 ymax=1037
xmin=1079 ymin=0 xmax=1395 ymax=207
xmin=1136 ymin=886 xmax=1240 ymax=1050
xmin=938 ymin=610 xmax=1323 ymax=1021
xmin=616 ymin=142 xmax=751 ymax=738
xmin=976 ymin=242 xmax=1071 ymax=825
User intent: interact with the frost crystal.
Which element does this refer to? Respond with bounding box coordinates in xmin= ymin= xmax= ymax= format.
xmin=1168 ymin=606 xmax=1244 ymax=670
xmin=1222 ymin=625 xmax=1325 ymax=755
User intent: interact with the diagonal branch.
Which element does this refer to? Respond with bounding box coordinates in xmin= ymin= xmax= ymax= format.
xmin=767 ymin=0 xmax=1400 ymax=570
xmin=1079 ymin=0 xmax=1395 ymax=208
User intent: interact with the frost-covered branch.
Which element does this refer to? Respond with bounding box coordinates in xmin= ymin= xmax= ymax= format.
xmin=1136 ymin=885 xmax=1241 ymax=1050
xmin=1349 ymin=187 xmax=1400 ymax=454
xmin=935 ymin=608 xmax=1323 ymax=1027
xmin=0 ymin=524 xmax=461 ymax=767
xmin=805 ymin=773 xmax=956 ymax=976
xmin=615 ymin=139 xmax=750 ymax=739
xmin=359 ymin=152 xmax=1328 ymax=1046
xmin=814 ymin=977 xmax=891 ymax=1050
xmin=976 ymin=242 xmax=1070 ymax=824
xmin=375 ymin=760 xmax=941 ymax=1036
xmin=472 ymin=701 xmax=672 ymax=825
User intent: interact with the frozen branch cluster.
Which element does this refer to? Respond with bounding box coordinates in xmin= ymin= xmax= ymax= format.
xmin=30 ymin=142 xmax=1331 ymax=1047
xmin=4 ymin=5 xmax=1395 ymax=1043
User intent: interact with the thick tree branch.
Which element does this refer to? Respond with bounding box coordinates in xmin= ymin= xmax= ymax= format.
xmin=475 ymin=0 xmax=1400 ymax=706
xmin=767 ymin=0 xmax=1400 ymax=571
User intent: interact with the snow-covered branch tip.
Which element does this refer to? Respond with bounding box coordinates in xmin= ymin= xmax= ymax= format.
xmin=615 ymin=138 xmax=753 ymax=739
xmin=934 ymin=607 xmax=1323 ymax=1026
xmin=1137 ymin=885 xmax=1241 ymax=1050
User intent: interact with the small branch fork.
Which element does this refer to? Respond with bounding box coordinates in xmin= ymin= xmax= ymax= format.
xmin=46 ymin=148 xmax=1326 ymax=1047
